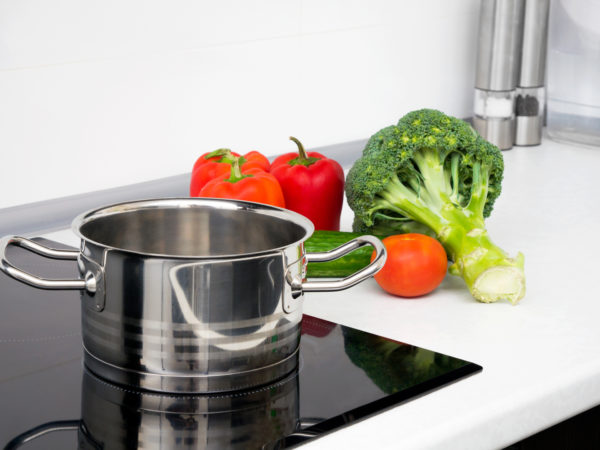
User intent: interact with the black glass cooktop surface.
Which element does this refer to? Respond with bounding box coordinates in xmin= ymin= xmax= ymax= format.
xmin=0 ymin=239 xmax=481 ymax=449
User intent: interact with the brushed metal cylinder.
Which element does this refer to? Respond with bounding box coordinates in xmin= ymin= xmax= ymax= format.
xmin=74 ymin=199 xmax=311 ymax=393
xmin=515 ymin=115 xmax=543 ymax=145
xmin=519 ymin=0 xmax=550 ymax=88
xmin=515 ymin=0 xmax=549 ymax=146
xmin=473 ymin=116 xmax=516 ymax=150
xmin=475 ymin=0 xmax=526 ymax=91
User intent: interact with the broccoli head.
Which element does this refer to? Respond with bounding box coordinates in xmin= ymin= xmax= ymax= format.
xmin=346 ymin=109 xmax=525 ymax=304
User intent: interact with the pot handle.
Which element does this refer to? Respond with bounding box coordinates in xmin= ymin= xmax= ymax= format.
xmin=291 ymin=235 xmax=386 ymax=295
xmin=0 ymin=236 xmax=97 ymax=292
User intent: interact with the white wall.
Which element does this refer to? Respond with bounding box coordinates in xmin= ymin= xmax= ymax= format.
xmin=0 ymin=0 xmax=480 ymax=209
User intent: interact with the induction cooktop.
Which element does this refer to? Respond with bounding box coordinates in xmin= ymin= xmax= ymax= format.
xmin=0 ymin=239 xmax=481 ymax=449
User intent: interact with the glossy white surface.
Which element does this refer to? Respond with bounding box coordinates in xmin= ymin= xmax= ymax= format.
xmin=42 ymin=137 xmax=600 ymax=449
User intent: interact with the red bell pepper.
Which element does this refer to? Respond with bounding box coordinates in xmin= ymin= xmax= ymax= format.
xmin=199 ymin=156 xmax=286 ymax=208
xmin=270 ymin=137 xmax=345 ymax=231
xmin=190 ymin=149 xmax=270 ymax=196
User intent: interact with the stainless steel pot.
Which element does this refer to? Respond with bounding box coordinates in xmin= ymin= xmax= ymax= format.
xmin=0 ymin=198 xmax=386 ymax=393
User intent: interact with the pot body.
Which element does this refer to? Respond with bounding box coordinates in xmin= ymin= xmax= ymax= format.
xmin=79 ymin=241 xmax=303 ymax=393
xmin=75 ymin=199 xmax=308 ymax=393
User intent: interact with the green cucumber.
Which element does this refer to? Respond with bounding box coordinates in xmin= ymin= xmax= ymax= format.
xmin=305 ymin=230 xmax=381 ymax=278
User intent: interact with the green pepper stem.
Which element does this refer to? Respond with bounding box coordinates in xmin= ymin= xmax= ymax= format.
xmin=288 ymin=136 xmax=320 ymax=167
xmin=226 ymin=156 xmax=252 ymax=183
xmin=204 ymin=148 xmax=233 ymax=159
xmin=205 ymin=148 xmax=246 ymax=165
xmin=289 ymin=137 xmax=308 ymax=160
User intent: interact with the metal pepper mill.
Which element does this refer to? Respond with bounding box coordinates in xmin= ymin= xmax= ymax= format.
xmin=473 ymin=0 xmax=525 ymax=150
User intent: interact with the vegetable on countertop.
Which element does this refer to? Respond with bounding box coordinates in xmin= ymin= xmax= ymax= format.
xmin=305 ymin=231 xmax=447 ymax=298
xmin=372 ymin=234 xmax=447 ymax=297
xmin=346 ymin=109 xmax=525 ymax=304
xmin=198 ymin=155 xmax=285 ymax=208
xmin=190 ymin=149 xmax=270 ymax=196
xmin=270 ymin=137 xmax=345 ymax=231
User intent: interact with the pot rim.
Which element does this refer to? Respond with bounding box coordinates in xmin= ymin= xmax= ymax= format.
xmin=71 ymin=197 xmax=315 ymax=259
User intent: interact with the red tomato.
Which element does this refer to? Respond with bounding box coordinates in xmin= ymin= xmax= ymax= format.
xmin=371 ymin=234 xmax=447 ymax=297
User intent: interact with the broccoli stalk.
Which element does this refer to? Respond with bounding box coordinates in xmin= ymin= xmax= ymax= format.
xmin=347 ymin=109 xmax=525 ymax=304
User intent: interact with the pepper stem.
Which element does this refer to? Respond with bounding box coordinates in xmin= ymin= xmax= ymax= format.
xmin=290 ymin=137 xmax=309 ymax=160
xmin=205 ymin=148 xmax=236 ymax=163
xmin=288 ymin=137 xmax=320 ymax=167
xmin=226 ymin=156 xmax=253 ymax=183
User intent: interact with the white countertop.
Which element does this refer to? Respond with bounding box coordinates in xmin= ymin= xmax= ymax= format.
xmin=42 ymin=137 xmax=600 ymax=449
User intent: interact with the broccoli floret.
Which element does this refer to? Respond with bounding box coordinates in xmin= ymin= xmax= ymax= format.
xmin=346 ymin=109 xmax=525 ymax=304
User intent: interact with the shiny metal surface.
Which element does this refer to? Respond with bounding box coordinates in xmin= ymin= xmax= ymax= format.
xmin=519 ymin=0 xmax=549 ymax=88
xmin=79 ymin=369 xmax=300 ymax=450
xmin=514 ymin=0 xmax=548 ymax=146
xmin=0 ymin=236 xmax=97 ymax=292
xmin=475 ymin=0 xmax=525 ymax=91
xmin=77 ymin=244 xmax=303 ymax=393
xmin=0 ymin=198 xmax=385 ymax=393
xmin=71 ymin=198 xmax=312 ymax=258
xmin=472 ymin=115 xmax=516 ymax=150
xmin=295 ymin=235 xmax=386 ymax=295
xmin=75 ymin=199 xmax=311 ymax=393
xmin=515 ymin=114 xmax=543 ymax=146
xmin=6 ymin=369 xmax=299 ymax=449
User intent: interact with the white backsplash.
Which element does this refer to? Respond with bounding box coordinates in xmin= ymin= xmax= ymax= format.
xmin=0 ymin=0 xmax=479 ymax=209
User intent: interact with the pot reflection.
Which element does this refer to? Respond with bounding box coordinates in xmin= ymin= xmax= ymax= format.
xmin=5 ymin=368 xmax=300 ymax=450
xmin=79 ymin=369 xmax=299 ymax=449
